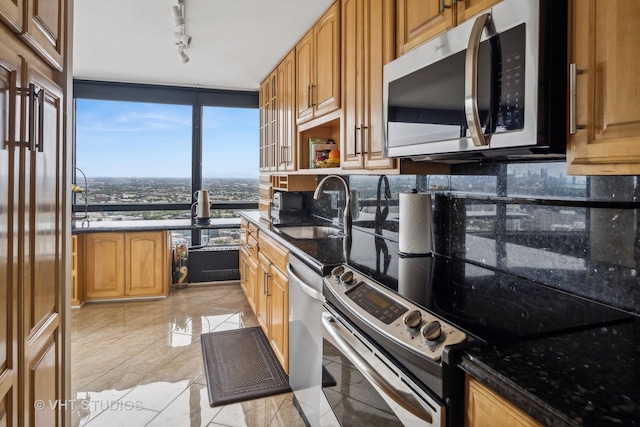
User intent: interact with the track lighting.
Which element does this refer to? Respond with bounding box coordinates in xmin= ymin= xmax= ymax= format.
xmin=177 ymin=45 xmax=189 ymax=63
xmin=171 ymin=0 xmax=191 ymax=64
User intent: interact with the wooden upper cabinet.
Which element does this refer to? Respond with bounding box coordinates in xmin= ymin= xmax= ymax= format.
xmin=396 ymin=0 xmax=500 ymax=56
xmin=277 ymin=50 xmax=296 ymax=171
xmin=313 ymin=1 xmax=340 ymax=118
xmin=22 ymin=0 xmax=65 ymax=71
xmin=0 ymin=0 xmax=23 ymax=32
xmin=456 ymin=0 xmax=501 ymax=24
xmin=396 ymin=0 xmax=454 ymax=56
xmin=342 ymin=0 xmax=396 ymax=170
xmin=567 ymin=0 xmax=640 ymax=175
xmin=259 ymin=72 xmax=277 ymax=171
xmin=295 ymin=30 xmax=314 ymax=124
xmin=296 ymin=1 xmax=340 ymax=124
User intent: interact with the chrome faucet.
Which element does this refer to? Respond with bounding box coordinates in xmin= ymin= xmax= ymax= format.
xmin=313 ymin=175 xmax=352 ymax=236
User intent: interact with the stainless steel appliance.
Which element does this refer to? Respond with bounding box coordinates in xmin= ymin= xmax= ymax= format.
xmin=272 ymin=192 xmax=303 ymax=223
xmin=192 ymin=190 xmax=211 ymax=223
xmin=383 ymin=0 xmax=568 ymax=160
xmin=287 ymin=254 xmax=340 ymax=427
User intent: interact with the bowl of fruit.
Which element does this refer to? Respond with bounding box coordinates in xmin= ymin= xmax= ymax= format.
xmin=314 ymin=149 xmax=340 ymax=168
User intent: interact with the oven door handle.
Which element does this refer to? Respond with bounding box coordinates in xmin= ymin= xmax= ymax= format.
xmin=321 ymin=312 xmax=434 ymax=424
xmin=287 ymin=264 xmax=324 ymax=302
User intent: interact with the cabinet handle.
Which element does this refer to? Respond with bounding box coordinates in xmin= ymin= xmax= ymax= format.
xmin=16 ymin=84 xmax=42 ymax=151
xmin=307 ymin=85 xmax=312 ymax=108
xmin=569 ymin=63 xmax=585 ymax=135
xmin=440 ymin=0 xmax=453 ymax=12
xmin=263 ymin=271 xmax=269 ymax=295
xmin=311 ymin=84 xmax=316 ymax=106
xmin=354 ymin=126 xmax=361 ymax=155
xmin=360 ymin=126 xmax=367 ymax=155
xmin=465 ymin=13 xmax=494 ymax=147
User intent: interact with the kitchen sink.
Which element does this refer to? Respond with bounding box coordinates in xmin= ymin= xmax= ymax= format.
xmin=276 ymin=225 xmax=342 ymax=239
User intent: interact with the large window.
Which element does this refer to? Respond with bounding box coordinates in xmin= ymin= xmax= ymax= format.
xmin=72 ymin=81 xmax=260 ymax=244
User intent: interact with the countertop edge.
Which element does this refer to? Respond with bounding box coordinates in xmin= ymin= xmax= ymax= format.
xmin=239 ymin=211 xmax=337 ymax=275
xmin=459 ymin=354 xmax=579 ymax=427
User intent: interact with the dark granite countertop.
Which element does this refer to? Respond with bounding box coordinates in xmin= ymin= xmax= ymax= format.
xmin=71 ymin=218 xmax=241 ymax=234
xmin=460 ymin=318 xmax=640 ymax=427
xmin=240 ymin=211 xmax=640 ymax=426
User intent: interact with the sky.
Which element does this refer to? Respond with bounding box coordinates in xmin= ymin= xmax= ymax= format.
xmin=75 ymin=99 xmax=259 ymax=178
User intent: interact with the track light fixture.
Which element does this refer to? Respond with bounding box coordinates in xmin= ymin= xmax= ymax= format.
xmin=172 ymin=0 xmax=191 ymax=64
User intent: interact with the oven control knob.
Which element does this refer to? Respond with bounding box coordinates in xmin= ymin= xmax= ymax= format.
xmin=403 ymin=310 xmax=422 ymax=329
xmin=331 ymin=266 xmax=345 ymax=277
xmin=339 ymin=270 xmax=355 ymax=285
xmin=421 ymin=321 xmax=442 ymax=342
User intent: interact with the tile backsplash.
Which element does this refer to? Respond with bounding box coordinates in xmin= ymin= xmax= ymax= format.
xmin=307 ymin=162 xmax=640 ymax=315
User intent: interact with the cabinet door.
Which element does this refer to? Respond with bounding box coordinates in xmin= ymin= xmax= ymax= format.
xmin=567 ymin=0 xmax=640 ymax=175
xmin=256 ymin=253 xmax=270 ymax=335
xmin=296 ymin=29 xmax=314 ymax=124
xmin=363 ymin=0 xmax=396 ymax=170
xmin=341 ymin=0 xmax=364 ymax=169
xmin=21 ymin=63 xmax=64 ymax=427
xmin=466 ymin=375 xmax=542 ymax=427
xmin=0 ymin=0 xmax=23 ymax=32
xmin=22 ymin=0 xmax=65 ymax=71
xmin=126 ymin=231 xmax=167 ymax=297
xmin=0 ymin=38 xmax=21 ymax=427
xmin=246 ymin=253 xmax=258 ymax=312
xmin=396 ymin=0 xmax=454 ymax=56
xmin=456 ymin=0 xmax=501 ymax=24
xmin=259 ymin=80 xmax=268 ymax=170
xmin=269 ymin=266 xmax=288 ymax=374
xmin=277 ymin=50 xmax=296 ymax=171
xmin=84 ymin=233 xmax=125 ymax=299
xmin=314 ymin=1 xmax=341 ymax=118
xmin=71 ymin=234 xmax=83 ymax=306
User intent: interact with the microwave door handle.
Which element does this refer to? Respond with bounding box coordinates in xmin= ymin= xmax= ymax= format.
xmin=322 ymin=312 xmax=434 ymax=424
xmin=465 ymin=13 xmax=494 ymax=147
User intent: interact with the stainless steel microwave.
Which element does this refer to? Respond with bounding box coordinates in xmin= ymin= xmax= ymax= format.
xmin=383 ymin=0 xmax=568 ymax=161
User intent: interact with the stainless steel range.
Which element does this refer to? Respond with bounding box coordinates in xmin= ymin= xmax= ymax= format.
xmin=313 ymin=253 xmax=631 ymax=427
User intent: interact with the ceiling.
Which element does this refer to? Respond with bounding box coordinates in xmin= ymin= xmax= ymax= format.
xmin=73 ymin=0 xmax=333 ymax=92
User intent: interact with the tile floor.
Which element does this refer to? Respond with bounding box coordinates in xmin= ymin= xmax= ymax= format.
xmin=71 ymin=284 xmax=306 ymax=427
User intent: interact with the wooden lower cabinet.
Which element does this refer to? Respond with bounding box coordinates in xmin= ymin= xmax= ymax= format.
xmin=82 ymin=231 xmax=170 ymax=301
xmin=240 ymin=247 xmax=257 ymax=312
xmin=71 ymin=234 xmax=83 ymax=307
xmin=466 ymin=375 xmax=542 ymax=427
xmin=239 ymin=220 xmax=290 ymax=373
xmin=269 ymin=265 xmax=289 ymax=372
xmin=126 ymin=231 xmax=170 ymax=297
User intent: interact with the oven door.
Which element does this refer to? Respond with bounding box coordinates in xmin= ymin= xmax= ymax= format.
xmin=321 ymin=304 xmax=444 ymax=427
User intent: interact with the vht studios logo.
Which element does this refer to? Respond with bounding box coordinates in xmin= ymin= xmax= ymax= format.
xmin=34 ymin=399 xmax=144 ymax=411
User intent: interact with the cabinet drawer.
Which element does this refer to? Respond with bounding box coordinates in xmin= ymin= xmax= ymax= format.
xmin=258 ymin=233 xmax=288 ymax=271
xmin=246 ymin=235 xmax=259 ymax=260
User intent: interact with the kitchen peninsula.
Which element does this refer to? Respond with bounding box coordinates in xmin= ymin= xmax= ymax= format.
xmin=71 ymin=218 xmax=241 ymax=305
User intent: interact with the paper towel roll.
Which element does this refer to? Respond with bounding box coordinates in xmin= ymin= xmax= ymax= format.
xmin=399 ymin=191 xmax=434 ymax=255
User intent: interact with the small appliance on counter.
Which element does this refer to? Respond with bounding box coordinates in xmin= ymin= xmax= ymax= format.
xmin=271 ymin=192 xmax=303 ymax=224
xmin=192 ymin=190 xmax=212 ymax=223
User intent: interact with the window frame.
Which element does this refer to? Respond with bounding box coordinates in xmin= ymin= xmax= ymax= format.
xmin=72 ymin=80 xmax=260 ymax=243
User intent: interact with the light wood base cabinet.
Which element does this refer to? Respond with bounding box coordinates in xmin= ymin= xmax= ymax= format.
xmin=83 ymin=231 xmax=170 ymax=301
xmin=240 ymin=219 xmax=290 ymax=374
xmin=466 ymin=375 xmax=542 ymax=427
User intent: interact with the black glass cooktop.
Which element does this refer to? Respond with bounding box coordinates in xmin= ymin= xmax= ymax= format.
xmin=347 ymin=254 xmax=632 ymax=344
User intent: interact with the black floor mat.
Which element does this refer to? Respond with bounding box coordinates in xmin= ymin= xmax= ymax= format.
xmin=201 ymin=326 xmax=291 ymax=406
